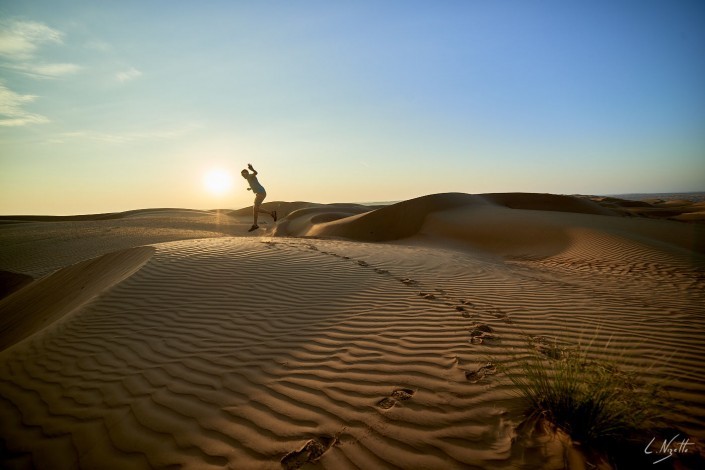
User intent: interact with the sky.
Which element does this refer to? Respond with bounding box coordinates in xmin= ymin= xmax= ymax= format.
xmin=1 ymin=0 xmax=704 ymax=215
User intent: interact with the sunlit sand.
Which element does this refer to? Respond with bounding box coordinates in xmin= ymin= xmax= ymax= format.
xmin=1 ymin=193 xmax=703 ymax=468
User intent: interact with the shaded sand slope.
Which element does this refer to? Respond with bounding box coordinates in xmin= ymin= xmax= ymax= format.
xmin=275 ymin=192 xmax=619 ymax=243
xmin=423 ymin=204 xmax=705 ymax=262
xmin=0 ymin=271 xmax=32 ymax=299
xmin=0 ymin=246 xmax=154 ymax=351
xmin=1 ymin=236 xmax=704 ymax=469
xmin=271 ymin=205 xmax=374 ymax=238
xmin=274 ymin=193 xmax=480 ymax=241
xmin=275 ymin=192 xmax=704 ymax=261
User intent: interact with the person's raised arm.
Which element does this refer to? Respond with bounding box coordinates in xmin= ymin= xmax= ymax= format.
xmin=247 ymin=163 xmax=258 ymax=176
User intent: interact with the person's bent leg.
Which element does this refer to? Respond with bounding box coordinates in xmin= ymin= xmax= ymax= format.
xmin=255 ymin=193 xmax=272 ymax=219
xmin=256 ymin=207 xmax=275 ymax=220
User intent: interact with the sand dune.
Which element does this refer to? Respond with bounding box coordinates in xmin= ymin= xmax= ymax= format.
xmin=0 ymin=208 xmax=270 ymax=279
xmin=0 ymin=246 xmax=154 ymax=351
xmin=1 ymin=193 xmax=704 ymax=468
xmin=276 ymin=192 xmax=703 ymax=259
xmin=589 ymin=195 xmax=705 ymax=223
xmin=0 ymin=208 xmax=217 ymax=223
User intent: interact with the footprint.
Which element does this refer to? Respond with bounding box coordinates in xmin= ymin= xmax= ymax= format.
xmin=490 ymin=309 xmax=513 ymax=324
xmin=530 ymin=336 xmax=564 ymax=360
xmin=469 ymin=324 xmax=496 ymax=344
xmin=376 ymin=388 xmax=415 ymax=410
xmin=376 ymin=397 xmax=396 ymax=410
xmin=374 ymin=268 xmax=389 ymax=275
xmin=457 ymin=305 xmax=478 ymax=318
xmin=399 ymin=278 xmax=418 ymax=286
xmin=465 ymin=362 xmax=497 ymax=383
xmin=463 ymin=301 xmax=484 ymax=312
xmin=357 ymin=260 xmax=369 ymax=267
xmin=391 ymin=388 xmax=415 ymax=401
xmin=281 ymin=436 xmax=336 ymax=469
xmin=418 ymin=292 xmax=436 ymax=300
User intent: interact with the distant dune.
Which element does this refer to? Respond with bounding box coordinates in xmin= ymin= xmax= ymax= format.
xmin=1 ymin=193 xmax=703 ymax=469
xmin=273 ymin=192 xmax=703 ymax=258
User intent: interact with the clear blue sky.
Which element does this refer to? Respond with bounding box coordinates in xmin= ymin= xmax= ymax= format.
xmin=1 ymin=1 xmax=704 ymax=214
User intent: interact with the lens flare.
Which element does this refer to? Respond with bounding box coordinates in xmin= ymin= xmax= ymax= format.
xmin=203 ymin=169 xmax=233 ymax=196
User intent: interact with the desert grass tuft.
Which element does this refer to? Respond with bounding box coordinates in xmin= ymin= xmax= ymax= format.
xmin=506 ymin=340 xmax=665 ymax=453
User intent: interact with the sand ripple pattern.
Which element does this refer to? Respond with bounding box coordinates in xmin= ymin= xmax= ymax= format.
xmin=1 ymin=237 xmax=704 ymax=468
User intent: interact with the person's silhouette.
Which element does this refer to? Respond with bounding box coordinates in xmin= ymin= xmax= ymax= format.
xmin=241 ymin=164 xmax=276 ymax=232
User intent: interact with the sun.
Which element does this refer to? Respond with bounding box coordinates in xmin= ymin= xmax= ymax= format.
xmin=203 ymin=169 xmax=233 ymax=196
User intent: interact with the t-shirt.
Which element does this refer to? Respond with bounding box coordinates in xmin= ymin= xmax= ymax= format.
xmin=246 ymin=175 xmax=266 ymax=194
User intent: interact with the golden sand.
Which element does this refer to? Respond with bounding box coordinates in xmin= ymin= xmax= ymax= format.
xmin=1 ymin=193 xmax=703 ymax=468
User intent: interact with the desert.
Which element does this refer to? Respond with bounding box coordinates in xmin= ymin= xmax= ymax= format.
xmin=1 ymin=192 xmax=704 ymax=468
xmin=2 ymin=3 xmax=704 ymax=468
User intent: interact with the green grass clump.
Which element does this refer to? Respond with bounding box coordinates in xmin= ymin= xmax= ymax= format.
xmin=507 ymin=343 xmax=663 ymax=451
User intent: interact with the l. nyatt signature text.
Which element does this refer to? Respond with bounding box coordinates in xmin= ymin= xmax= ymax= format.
xmin=644 ymin=434 xmax=694 ymax=464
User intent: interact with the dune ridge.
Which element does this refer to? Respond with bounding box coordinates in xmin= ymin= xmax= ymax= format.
xmin=1 ymin=193 xmax=704 ymax=468
xmin=0 ymin=246 xmax=154 ymax=352
xmin=274 ymin=192 xmax=705 ymax=261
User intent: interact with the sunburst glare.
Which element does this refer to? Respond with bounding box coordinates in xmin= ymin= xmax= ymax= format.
xmin=203 ymin=169 xmax=233 ymax=196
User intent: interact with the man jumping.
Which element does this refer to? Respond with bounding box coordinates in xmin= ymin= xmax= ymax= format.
xmin=241 ymin=163 xmax=276 ymax=232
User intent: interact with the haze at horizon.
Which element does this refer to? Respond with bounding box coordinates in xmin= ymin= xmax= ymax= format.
xmin=1 ymin=1 xmax=704 ymax=215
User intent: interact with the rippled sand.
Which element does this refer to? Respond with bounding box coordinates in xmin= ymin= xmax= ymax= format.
xmin=1 ymin=193 xmax=703 ymax=468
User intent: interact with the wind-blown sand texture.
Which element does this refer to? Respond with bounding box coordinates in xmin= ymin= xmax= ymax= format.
xmin=1 ymin=193 xmax=704 ymax=469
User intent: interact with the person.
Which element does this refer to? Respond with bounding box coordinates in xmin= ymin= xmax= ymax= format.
xmin=241 ymin=163 xmax=276 ymax=232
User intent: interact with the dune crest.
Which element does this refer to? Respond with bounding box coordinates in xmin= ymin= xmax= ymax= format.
xmin=271 ymin=192 xmax=704 ymax=261
xmin=273 ymin=192 xmax=616 ymax=241
xmin=0 ymin=246 xmax=154 ymax=352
